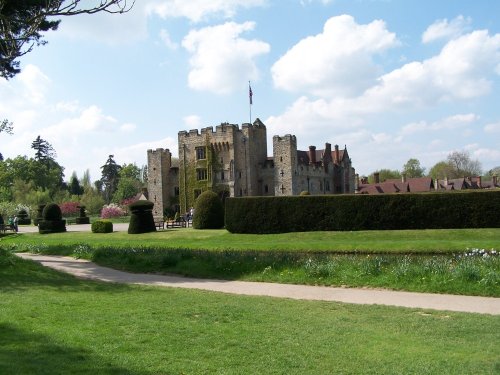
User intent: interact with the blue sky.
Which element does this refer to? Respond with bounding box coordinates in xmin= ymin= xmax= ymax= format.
xmin=1 ymin=0 xmax=499 ymax=182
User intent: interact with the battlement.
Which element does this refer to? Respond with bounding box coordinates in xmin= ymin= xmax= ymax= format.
xmin=147 ymin=148 xmax=171 ymax=155
xmin=273 ymin=134 xmax=297 ymax=143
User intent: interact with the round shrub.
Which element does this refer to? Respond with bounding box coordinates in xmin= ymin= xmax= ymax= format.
xmin=38 ymin=203 xmax=66 ymax=234
xmin=91 ymin=220 xmax=113 ymax=233
xmin=193 ymin=190 xmax=224 ymax=229
xmin=42 ymin=203 xmax=62 ymax=220
xmin=300 ymin=191 xmax=310 ymax=196
xmin=128 ymin=200 xmax=156 ymax=234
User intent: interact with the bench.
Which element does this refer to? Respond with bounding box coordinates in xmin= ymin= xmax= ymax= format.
xmin=154 ymin=217 xmax=165 ymax=230
xmin=166 ymin=219 xmax=187 ymax=228
xmin=0 ymin=224 xmax=16 ymax=233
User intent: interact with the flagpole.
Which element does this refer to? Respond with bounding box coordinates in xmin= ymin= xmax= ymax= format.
xmin=249 ymin=81 xmax=252 ymax=124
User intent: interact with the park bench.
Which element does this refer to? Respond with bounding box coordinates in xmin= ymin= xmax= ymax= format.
xmin=154 ymin=217 xmax=165 ymax=230
xmin=0 ymin=224 xmax=16 ymax=233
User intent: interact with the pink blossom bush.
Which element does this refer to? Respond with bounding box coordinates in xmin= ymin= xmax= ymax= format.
xmin=100 ymin=204 xmax=125 ymax=219
xmin=60 ymin=201 xmax=80 ymax=217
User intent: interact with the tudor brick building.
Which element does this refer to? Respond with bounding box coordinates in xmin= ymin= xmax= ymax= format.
xmin=147 ymin=119 xmax=355 ymax=216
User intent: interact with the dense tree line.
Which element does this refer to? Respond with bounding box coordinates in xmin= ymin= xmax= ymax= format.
xmin=0 ymin=136 xmax=146 ymax=217
xmin=365 ymin=151 xmax=498 ymax=183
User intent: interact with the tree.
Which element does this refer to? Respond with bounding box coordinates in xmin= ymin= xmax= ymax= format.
xmin=487 ymin=166 xmax=500 ymax=177
xmin=402 ymin=158 xmax=425 ymax=178
xmin=31 ymin=135 xmax=56 ymax=162
xmin=100 ymin=154 xmax=121 ymax=204
xmin=1 ymin=0 xmax=135 ymax=79
xmin=0 ymin=119 xmax=13 ymax=160
xmin=428 ymin=161 xmax=453 ymax=180
xmin=68 ymin=171 xmax=83 ymax=196
xmin=368 ymin=169 xmax=401 ymax=183
xmin=446 ymin=151 xmax=482 ymax=177
xmin=428 ymin=151 xmax=482 ymax=179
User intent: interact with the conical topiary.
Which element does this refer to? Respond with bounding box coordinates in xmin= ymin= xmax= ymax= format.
xmin=128 ymin=200 xmax=156 ymax=234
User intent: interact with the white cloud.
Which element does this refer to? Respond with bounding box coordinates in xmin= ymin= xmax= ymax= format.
xmin=422 ymin=15 xmax=471 ymax=44
xmin=183 ymin=115 xmax=202 ymax=127
xmin=17 ymin=64 xmax=51 ymax=104
xmin=182 ymin=21 xmax=270 ymax=94
xmin=147 ymin=0 xmax=267 ymax=23
xmin=401 ymin=113 xmax=479 ymax=135
xmin=120 ymin=123 xmax=137 ymax=132
xmin=484 ymin=122 xmax=500 ymax=133
xmin=55 ymin=3 xmax=150 ymax=44
xmin=159 ymin=29 xmax=178 ymax=50
xmin=271 ymin=15 xmax=399 ymax=98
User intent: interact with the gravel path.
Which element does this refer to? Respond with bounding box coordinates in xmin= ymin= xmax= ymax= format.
xmin=16 ymin=253 xmax=500 ymax=315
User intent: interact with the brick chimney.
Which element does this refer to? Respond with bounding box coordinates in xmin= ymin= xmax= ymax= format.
xmin=374 ymin=172 xmax=380 ymax=184
xmin=309 ymin=145 xmax=316 ymax=164
xmin=334 ymin=144 xmax=340 ymax=163
xmin=476 ymin=176 xmax=482 ymax=188
xmin=401 ymin=173 xmax=407 ymax=183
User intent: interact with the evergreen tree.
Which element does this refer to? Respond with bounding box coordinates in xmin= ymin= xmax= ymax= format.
xmin=69 ymin=171 xmax=84 ymax=196
xmin=100 ymin=155 xmax=121 ymax=204
xmin=31 ymin=135 xmax=56 ymax=162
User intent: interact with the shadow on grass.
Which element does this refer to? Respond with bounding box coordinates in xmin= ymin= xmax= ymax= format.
xmin=0 ymin=254 xmax=134 ymax=294
xmin=0 ymin=323 xmax=140 ymax=375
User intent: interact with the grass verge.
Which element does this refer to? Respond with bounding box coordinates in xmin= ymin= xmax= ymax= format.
xmin=2 ymin=229 xmax=499 ymax=297
xmin=1 ymin=249 xmax=499 ymax=374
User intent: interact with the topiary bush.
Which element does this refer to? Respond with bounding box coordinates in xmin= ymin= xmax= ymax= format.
xmin=91 ymin=220 xmax=113 ymax=233
xmin=193 ymin=190 xmax=224 ymax=229
xmin=300 ymin=191 xmax=310 ymax=196
xmin=76 ymin=205 xmax=90 ymax=224
xmin=128 ymin=200 xmax=156 ymax=234
xmin=38 ymin=203 xmax=66 ymax=234
xmin=17 ymin=208 xmax=31 ymax=225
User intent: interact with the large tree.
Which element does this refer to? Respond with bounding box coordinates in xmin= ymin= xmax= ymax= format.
xmin=429 ymin=151 xmax=482 ymax=179
xmin=100 ymin=154 xmax=121 ymax=203
xmin=1 ymin=0 xmax=134 ymax=79
xmin=31 ymin=135 xmax=56 ymax=162
xmin=401 ymin=158 xmax=426 ymax=178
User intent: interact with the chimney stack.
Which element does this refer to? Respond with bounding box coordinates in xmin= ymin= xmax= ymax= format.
xmin=309 ymin=145 xmax=316 ymax=164
xmin=334 ymin=144 xmax=340 ymax=163
xmin=402 ymin=173 xmax=407 ymax=183
xmin=374 ymin=172 xmax=380 ymax=184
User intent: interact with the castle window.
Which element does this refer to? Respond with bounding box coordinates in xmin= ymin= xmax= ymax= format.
xmin=221 ymin=171 xmax=225 ymax=181
xmin=264 ymin=185 xmax=269 ymax=193
xmin=194 ymin=189 xmax=202 ymax=199
xmin=196 ymin=146 xmax=206 ymax=160
xmin=239 ymin=171 xmax=242 ymax=179
xmin=197 ymin=168 xmax=208 ymax=181
xmin=280 ymin=157 xmax=283 ymax=162
xmin=325 ymin=181 xmax=330 ymax=192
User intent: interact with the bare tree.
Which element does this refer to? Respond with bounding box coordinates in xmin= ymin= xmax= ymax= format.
xmin=1 ymin=0 xmax=135 ymax=79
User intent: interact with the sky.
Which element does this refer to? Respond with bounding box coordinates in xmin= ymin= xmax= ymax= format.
xmin=1 ymin=0 xmax=499 ymax=183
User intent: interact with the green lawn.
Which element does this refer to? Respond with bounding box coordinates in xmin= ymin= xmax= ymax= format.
xmin=7 ymin=227 xmax=500 ymax=252
xmin=1 ymin=251 xmax=499 ymax=374
xmin=3 ymin=228 xmax=499 ymax=296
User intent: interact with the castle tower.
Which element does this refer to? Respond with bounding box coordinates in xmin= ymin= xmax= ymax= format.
xmin=273 ymin=134 xmax=298 ymax=195
xmin=147 ymin=148 xmax=172 ymax=217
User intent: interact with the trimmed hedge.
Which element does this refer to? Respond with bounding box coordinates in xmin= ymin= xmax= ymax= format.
xmin=17 ymin=209 xmax=31 ymax=225
xmin=225 ymin=191 xmax=500 ymax=234
xmin=91 ymin=220 xmax=113 ymax=233
xmin=193 ymin=191 xmax=224 ymax=229
xmin=128 ymin=200 xmax=156 ymax=234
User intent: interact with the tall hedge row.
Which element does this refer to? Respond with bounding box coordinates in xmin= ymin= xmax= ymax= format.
xmin=224 ymin=191 xmax=500 ymax=234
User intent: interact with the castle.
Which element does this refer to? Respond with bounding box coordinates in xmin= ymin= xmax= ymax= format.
xmin=147 ymin=119 xmax=356 ymax=217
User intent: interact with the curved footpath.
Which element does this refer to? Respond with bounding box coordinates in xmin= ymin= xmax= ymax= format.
xmin=16 ymin=253 xmax=500 ymax=315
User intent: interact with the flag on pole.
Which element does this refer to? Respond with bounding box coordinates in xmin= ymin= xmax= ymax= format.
xmin=249 ymin=82 xmax=253 ymax=105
